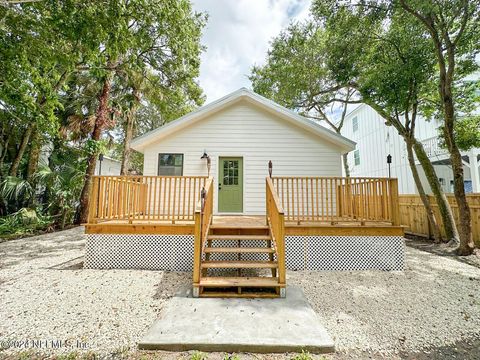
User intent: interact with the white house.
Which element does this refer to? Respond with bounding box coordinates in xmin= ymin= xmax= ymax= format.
xmin=85 ymin=90 xmax=406 ymax=282
xmin=131 ymin=88 xmax=356 ymax=215
xmin=94 ymin=156 xmax=121 ymax=176
xmin=342 ymin=104 xmax=480 ymax=194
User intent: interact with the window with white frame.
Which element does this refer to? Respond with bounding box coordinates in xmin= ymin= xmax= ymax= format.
xmin=158 ymin=154 xmax=183 ymax=175
xmin=352 ymin=116 xmax=358 ymax=132
xmin=354 ymin=150 xmax=360 ymax=165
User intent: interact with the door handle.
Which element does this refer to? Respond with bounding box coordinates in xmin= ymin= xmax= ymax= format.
xmin=218 ymin=183 xmax=222 ymax=190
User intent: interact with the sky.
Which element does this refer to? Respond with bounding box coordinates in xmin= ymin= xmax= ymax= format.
xmin=192 ymin=0 xmax=312 ymax=104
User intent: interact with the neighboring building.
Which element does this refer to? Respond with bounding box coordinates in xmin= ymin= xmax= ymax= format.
xmin=342 ymin=104 xmax=480 ymax=194
xmin=131 ymin=88 xmax=355 ymax=215
xmin=94 ymin=156 xmax=121 ymax=176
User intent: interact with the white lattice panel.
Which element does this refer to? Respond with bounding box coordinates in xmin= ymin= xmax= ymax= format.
xmin=85 ymin=234 xmax=194 ymax=271
xmin=286 ymin=236 xmax=405 ymax=271
xmin=85 ymin=234 xmax=405 ymax=272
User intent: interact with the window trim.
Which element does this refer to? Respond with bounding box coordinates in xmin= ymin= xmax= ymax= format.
xmin=157 ymin=153 xmax=184 ymax=176
xmin=352 ymin=116 xmax=358 ymax=132
xmin=354 ymin=149 xmax=360 ymax=166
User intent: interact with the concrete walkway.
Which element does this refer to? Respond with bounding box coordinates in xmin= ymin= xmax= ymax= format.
xmin=138 ymin=286 xmax=334 ymax=354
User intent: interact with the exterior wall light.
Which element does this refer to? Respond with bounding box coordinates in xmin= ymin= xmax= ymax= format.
xmin=201 ymin=151 xmax=211 ymax=176
xmin=387 ymin=154 xmax=392 ymax=178
xmin=98 ymin=153 xmax=104 ymax=175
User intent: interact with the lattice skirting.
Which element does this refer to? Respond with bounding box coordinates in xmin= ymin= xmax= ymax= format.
xmin=84 ymin=235 xmax=405 ymax=271
xmin=285 ymin=236 xmax=405 ymax=271
xmin=84 ymin=234 xmax=194 ymax=271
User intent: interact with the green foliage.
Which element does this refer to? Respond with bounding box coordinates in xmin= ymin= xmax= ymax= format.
xmin=0 ymin=208 xmax=52 ymax=239
xmin=290 ymin=350 xmax=317 ymax=360
xmin=0 ymin=0 xmax=206 ymax=233
xmin=190 ymin=351 xmax=207 ymax=360
xmin=1 ymin=176 xmax=33 ymax=204
xmin=453 ymin=116 xmax=480 ymax=151
xmin=223 ymin=354 xmax=240 ymax=360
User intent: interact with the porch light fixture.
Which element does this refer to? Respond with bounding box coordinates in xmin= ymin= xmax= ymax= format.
xmin=201 ymin=150 xmax=211 ymax=176
xmin=387 ymin=154 xmax=392 ymax=178
xmin=98 ymin=153 xmax=104 ymax=175
xmin=268 ymin=160 xmax=273 ymax=178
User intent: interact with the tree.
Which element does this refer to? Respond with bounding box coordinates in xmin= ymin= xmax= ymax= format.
xmin=250 ymin=23 xmax=359 ymax=177
xmin=397 ymin=0 xmax=480 ymax=254
xmin=76 ymin=0 xmax=206 ymax=223
xmin=309 ymin=0 xmax=476 ymax=245
xmin=251 ymin=16 xmax=447 ymax=242
xmin=0 ymin=0 xmax=206 ymax=235
xmin=1 ymin=3 xmax=70 ymax=179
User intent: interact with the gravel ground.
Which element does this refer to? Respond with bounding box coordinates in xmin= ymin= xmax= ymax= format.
xmin=0 ymin=227 xmax=174 ymax=357
xmin=0 ymin=228 xmax=479 ymax=360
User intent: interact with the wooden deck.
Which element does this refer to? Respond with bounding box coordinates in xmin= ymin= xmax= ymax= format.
xmin=84 ymin=215 xmax=404 ymax=236
xmin=84 ymin=175 xmax=404 ymax=298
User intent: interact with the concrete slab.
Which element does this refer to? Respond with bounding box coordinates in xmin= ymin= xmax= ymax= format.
xmin=138 ymin=286 xmax=335 ymax=354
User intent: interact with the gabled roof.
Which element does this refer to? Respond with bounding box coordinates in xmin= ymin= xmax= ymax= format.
xmin=131 ymin=88 xmax=356 ymax=153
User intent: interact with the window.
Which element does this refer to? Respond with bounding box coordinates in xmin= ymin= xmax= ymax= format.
xmin=354 ymin=150 xmax=360 ymax=165
xmin=158 ymin=154 xmax=183 ymax=175
xmin=223 ymin=160 xmax=239 ymax=185
xmin=352 ymin=116 xmax=358 ymax=132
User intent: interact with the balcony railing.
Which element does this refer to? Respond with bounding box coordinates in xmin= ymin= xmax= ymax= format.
xmin=421 ymin=136 xmax=449 ymax=158
xmin=271 ymin=176 xmax=400 ymax=225
xmin=87 ymin=175 xmax=209 ymax=223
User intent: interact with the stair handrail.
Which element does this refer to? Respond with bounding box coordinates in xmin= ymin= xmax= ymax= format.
xmin=193 ymin=177 xmax=214 ymax=287
xmin=266 ymin=177 xmax=286 ymax=287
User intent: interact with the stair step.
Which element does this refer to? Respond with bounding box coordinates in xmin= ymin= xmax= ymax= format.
xmin=209 ymin=225 xmax=269 ymax=230
xmin=201 ymin=260 xmax=278 ymax=269
xmin=204 ymin=247 xmax=274 ymax=254
xmin=207 ymin=235 xmax=271 ymax=241
xmin=199 ymin=291 xmax=280 ymax=298
xmin=199 ymin=276 xmax=279 ymax=287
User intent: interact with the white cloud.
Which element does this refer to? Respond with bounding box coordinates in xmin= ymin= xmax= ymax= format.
xmin=192 ymin=0 xmax=311 ymax=103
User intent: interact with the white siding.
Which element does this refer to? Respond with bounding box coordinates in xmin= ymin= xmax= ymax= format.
xmin=95 ymin=157 xmax=121 ymax=176
xmin=143 ymin=100 xmax=343 ymax=215
xmin=342 ymin=104 xmax=461 ymax=194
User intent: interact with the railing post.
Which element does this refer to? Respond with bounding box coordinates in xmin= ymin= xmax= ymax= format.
xmin=192 ymin=209 xmax=201 ymax=297
xmin=336 ymin=184 xmax=342 ymax=217
xmin=389 ymin=178 xmax=400 ymax=226
xmin=87 ymin=177 xmax=99 ymax=224
xmin=277 ymin=212 xmax=286 ymax=286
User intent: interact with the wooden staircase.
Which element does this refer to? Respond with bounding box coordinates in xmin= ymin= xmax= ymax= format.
xmin=192 ymin=177 xmax=286 ymax=298
xmin=194 ymin=225 xmax=285 ymax=298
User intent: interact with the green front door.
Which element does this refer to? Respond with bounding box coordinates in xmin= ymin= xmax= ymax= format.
xmin=218 ymin=157 xmax=243 ymax=212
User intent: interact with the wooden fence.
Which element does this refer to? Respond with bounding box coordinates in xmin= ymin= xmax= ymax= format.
xmin=271 ymin=176 xmax=400 ymax=225
xmin=87 ymin=175 xmax=209 ymax=223
xmin=399 ymin=194 xmax=480 ymax=246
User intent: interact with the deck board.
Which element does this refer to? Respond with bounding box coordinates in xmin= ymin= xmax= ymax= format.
xmin=84 ymin=215 xmax=404 ymax=236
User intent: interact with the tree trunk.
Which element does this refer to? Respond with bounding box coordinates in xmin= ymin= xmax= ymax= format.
xmin=120 ymin=88 xmax=140 ymax=175
xmin=448 ymin=142 xmax=473 ymax=254
xmin=0 ymin=132 xmax=11 ymax=177
xmin=406 ymin=140 xmax=442 ymax=243
xmin=342 ymin=153 xmax=350 ymax=177
xmin=412 ymin=139 xmax=458 ymax=243
xmin=26 ymin=130 xmax=41 ymax=182
xmin=9 ymin=123 xmax=35 ymax=177
xmin=439 ymin=47 xmax=473 ymax=254
xmin=77 ymin=74 xmax=113 ymax=224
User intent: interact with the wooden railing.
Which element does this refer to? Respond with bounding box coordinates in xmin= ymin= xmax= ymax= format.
xmin=266 ymin=177 xmax=286 ymax=287
xmin=193 ymin=177 xmax=214 ymax=287
xmin=87 ymin=175 xmax=208 ymax=223
xmin=271 ymin=176 xmax=400 ymax=225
